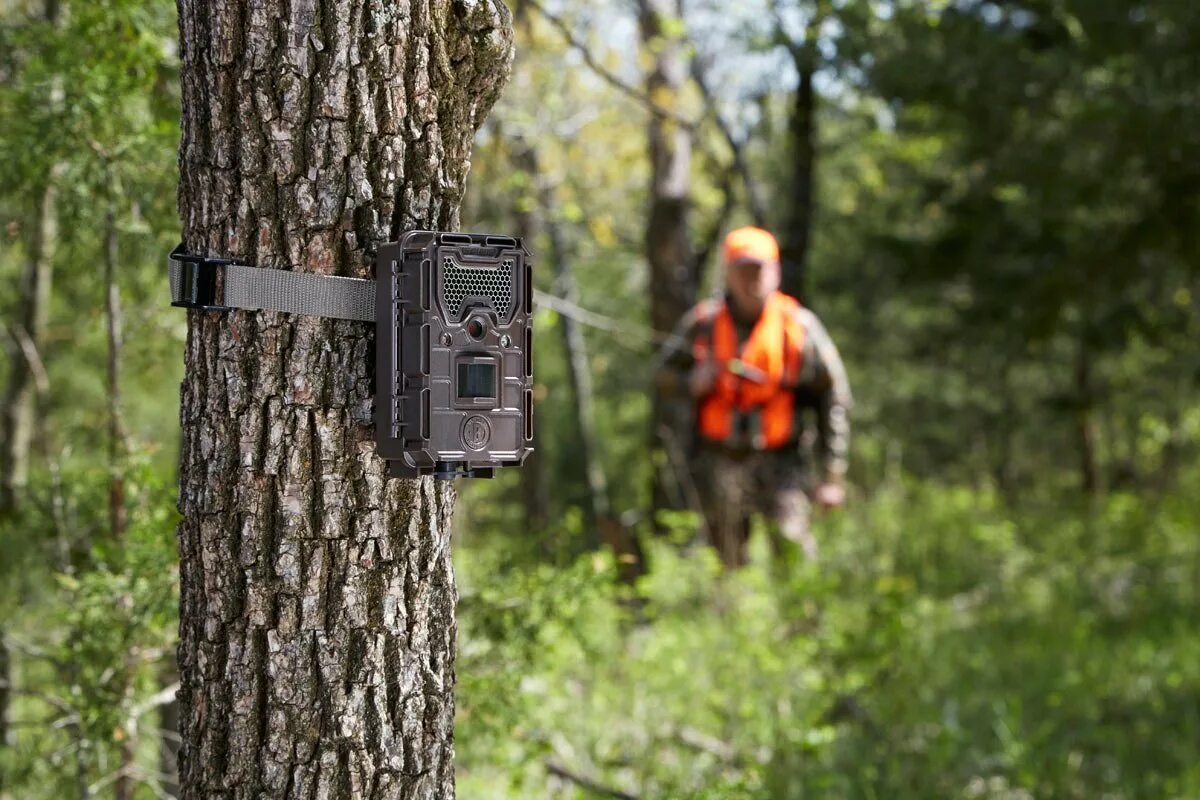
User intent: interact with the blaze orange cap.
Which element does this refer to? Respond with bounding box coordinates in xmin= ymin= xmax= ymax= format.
xmin=722 ymin=226 xmax=780 ymax=265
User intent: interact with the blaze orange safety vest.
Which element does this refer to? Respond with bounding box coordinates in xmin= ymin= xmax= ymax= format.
xmin=693 ymin=291 xmax=806 ymax=450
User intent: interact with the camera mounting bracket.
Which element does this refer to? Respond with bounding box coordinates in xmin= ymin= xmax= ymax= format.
xmin=167 ymin=232 xmax=534 ymax=480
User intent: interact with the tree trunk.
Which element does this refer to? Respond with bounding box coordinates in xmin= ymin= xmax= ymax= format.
xmin=780 ymin=60 xmax=814 ymax=302
xmin=508 ymin=158 xmax=549 ymax=541
xmin=174 ymin=2 xmax=512 ymax=798
xmin=0 ymin=169 xmax=56 ymax=796
xmin=1076 ymin=329 xmax=1099 ymax=494
xmin=532 ymin=174 xmax=608 ymax=536
xmin=778 ymin=5 xmax=826 ymax=303
xmin=0 ymin=176 xmax=56 ymax=517
xmin=639 ymin=0 xmax=694 ymax=333
xmin=102 ymin=200 xmax=138 ymax=800
xmin=158 ymin=659 xmax=181 ymax=799
xmin=103 ymin=205 xmax=127 ymax=541
xmin=638 ymin=0 xmax=696 ymax=526
xmin=0 ymin=635 xmax=8 ymax=793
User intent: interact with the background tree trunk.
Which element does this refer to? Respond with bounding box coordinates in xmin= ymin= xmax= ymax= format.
xmin=638 ymin=0 xmax=697 ymax=527
xmin=0 ymin=176 xmax=56 ymax=518
xmin=0 ymin=169 xmax=57 ymax=797
xmin=780 ymin=61 xmax=814 ymax=301
xmin=1076 ymin=328 xmax=1099 ymax=494
xmin=534 ymin=170 xmax=609 ymax=535
xmin=158 ymin=659 xmax=181 ymax=799
xmin=508 ymin=155 xmax=549 ymax=542
xmin=0 ymin=4 xmax=63 ymax=770
xmin=174 ymin=2 xmax=512 ymax=797
xmin=0 ymin=635 xmax=8 ymax=792
xmin=102 ymin=195 xmax=136 ymax=800
xmin=777 ymin=1 xmax=827 ymax=302
xmin=103 ymin=204 xmax=127 ymax=541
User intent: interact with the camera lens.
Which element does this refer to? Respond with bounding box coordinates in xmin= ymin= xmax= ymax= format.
xmin=467 ymin=318 xmax=486 ymax=340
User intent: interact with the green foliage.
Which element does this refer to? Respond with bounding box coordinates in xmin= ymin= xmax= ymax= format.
xmin=457 ymin=475 xmax=1200 ymax=799
xmin=0 ymin=0 xmax=177 ymax=182
xmin=0 ymin=1 xmax=181 ymax=796
xmin=0 ymin=454 xmax=179 ymax=799
xmin=0 ymin=0 xmax=182 ymax=464
xmin=811 ymin=0 xmax=1200 ymax=485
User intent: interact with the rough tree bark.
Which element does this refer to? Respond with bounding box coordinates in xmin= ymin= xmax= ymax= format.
xmin=174 ymin=2 xmax=513 ymax=798
xmin=638 ymin=0 xmax=696 ymax=525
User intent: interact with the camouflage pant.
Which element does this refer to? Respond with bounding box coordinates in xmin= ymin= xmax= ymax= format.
xmin=694 ymin=445 xmax=815 ymax=568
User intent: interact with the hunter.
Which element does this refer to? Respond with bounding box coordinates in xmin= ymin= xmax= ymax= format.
xmin=656 ymin=226 xmax=852 ymax=567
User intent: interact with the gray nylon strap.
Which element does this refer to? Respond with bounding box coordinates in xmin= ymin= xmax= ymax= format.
xmin=168 ymin=253 xmax=376 ymax=322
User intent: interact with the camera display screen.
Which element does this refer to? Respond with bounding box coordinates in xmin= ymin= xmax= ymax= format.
xmin=457 ymin=361 xmax=496 ymax=400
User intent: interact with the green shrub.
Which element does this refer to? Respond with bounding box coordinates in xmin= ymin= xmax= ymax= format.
xmin=456 ymin=475 xmax=1200 ymax=799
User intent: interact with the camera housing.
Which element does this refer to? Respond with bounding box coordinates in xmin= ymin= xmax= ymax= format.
xmin=375 ymin=231 xmax=534 ymax=479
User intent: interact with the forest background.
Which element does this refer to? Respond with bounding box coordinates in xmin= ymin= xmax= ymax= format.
xmin=1 ymin=0 xmax=1198 ymax=798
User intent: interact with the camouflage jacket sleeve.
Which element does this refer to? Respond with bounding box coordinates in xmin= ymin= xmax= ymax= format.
xmin=793 ymin=307 xmax=853 ymax=483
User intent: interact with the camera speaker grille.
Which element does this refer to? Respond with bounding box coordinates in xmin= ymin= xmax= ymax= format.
xmin=442 ymin=255 xmax=515 ymax=320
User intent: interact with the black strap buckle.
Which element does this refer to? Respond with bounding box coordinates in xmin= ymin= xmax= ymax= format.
xmin=170 ymin=244 xmax=233 ymax=311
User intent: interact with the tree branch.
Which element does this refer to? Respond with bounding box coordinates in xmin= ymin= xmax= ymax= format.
xmin=524 ymin=0 xmax=697 ymax=130
xmin=534 ymin=288 xmax=678 ymax=347
xmin=690 ymin=55 xmax=767 ymax=227
xmin=545 ymin=760 xmax=641 ymax=800
xmin=691 ymin=162 xmax=737 ymax=284
xmin=0 ymin=322 xmax=50 ymax=398
xmin=130 ymin=683 xmax=180 ymax=720
xmin=673 ymin=725 xmax=741 ymax=763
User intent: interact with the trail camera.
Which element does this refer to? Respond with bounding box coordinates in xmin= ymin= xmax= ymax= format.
xmin=375 ymin=231 xmax=534 ymax=479
xmin=167 ymin=231 xmax=534 ymax=480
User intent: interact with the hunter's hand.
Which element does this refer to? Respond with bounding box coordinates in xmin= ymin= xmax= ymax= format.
xmin=813 ymin=482 xmax=846 ymax=511
xmin=689 ymin=361 xmax=720 ymax=397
